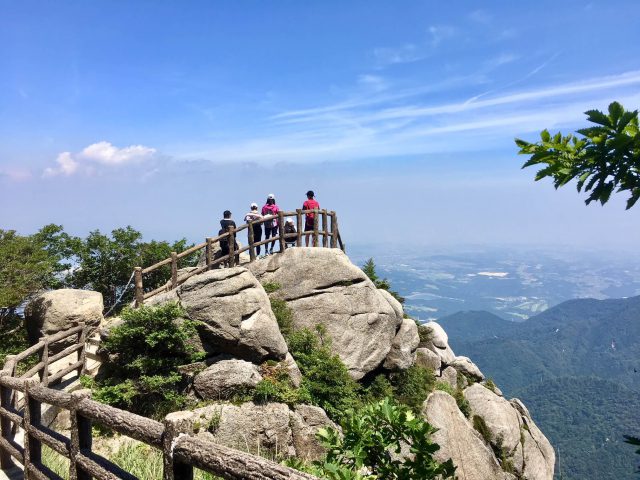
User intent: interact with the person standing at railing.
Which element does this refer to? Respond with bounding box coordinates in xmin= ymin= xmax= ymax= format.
xmin=220 ymin=209 xmax=237 ymax=230
xmin=261 ymin=194 xmax=280 ymax=255
xmin=303 ymin=190 xmax=320 ymax=247
xmin=244 ymin=203 xmax=264 ymax=256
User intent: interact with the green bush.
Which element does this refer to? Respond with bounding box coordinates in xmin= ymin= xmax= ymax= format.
xmin=484 ymin=378 xmax=497 ymax=393
xmin=252 ymin=362 xmax=311 ymax=406
xmin=310 ymin=398 xmax=456 ymax=479
xmin=90 ymin=303 xmax=202 ymax=418
xmin=262 ymin=282 xmax=281 ymax=293
xmin=473 ymin=415 xmax=492 ymax=444
xmin=270 ymin=298 xmax=294 ymax=338
xmin=417 ymin=324 xmax=433 ymax=344
xmin=287 ymin=326 xmax=359 ymax=420
xmin=362 ymin=374 xmax=394 ymax=403
xmin=389 ymin=365 xmax=435 ymax=413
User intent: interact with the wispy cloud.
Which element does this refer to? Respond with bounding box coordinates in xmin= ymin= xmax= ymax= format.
xmin=177 ymin=70 xmax=640 ymax=165
xmin=373 ymin=25 xmax=457 ymax=67
xmin=43 ymin=141 xmax=156 ymax=177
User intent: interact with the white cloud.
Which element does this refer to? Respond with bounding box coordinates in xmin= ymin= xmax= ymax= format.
xmin=80 ymin=141 xmax=156 ymax=165
xmin=43 ymin=141 xmax=156 ymax=177
xmin=43 ymin=152 xmax=79 ymax=177
xmin=373 ymin=43 xmax=424 ymax=66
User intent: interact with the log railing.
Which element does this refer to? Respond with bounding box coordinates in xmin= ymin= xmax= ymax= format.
xmin=134 ymin=208 xmax=344 ymax=306
xmin=0 ymin=325 xmax=318 ymax=480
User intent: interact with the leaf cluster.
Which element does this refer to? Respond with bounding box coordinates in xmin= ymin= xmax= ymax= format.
xmin=90 ymin=302 xmax=202 ymax=418
xmin=286 ymin=326 xmax=360 ymax=420
xmin=311 ymin=399 xmax=456 ymax=479
xmin=516 ymin=101 xmax=640 ymax=209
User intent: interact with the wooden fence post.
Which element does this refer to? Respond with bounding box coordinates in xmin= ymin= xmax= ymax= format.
xmin=228 ymin=230 xmax=236 ymax=268
xmin=171 ymin=252 xmax=178 ymax=289
xmin=205 ymin=237 xmax=213 ymax=270
xmin=163 ymin=413 xmax=194 ymax=480
xmin=296 ymin=209 xmax=303 ymax=247
xmin=70 ymin=390 xmax=92 ymax=480
xmin=39 ymin=337 xmax=49 ymax=387
xmin=23 ymin=380 xmax=41 ymax=472
xmin=278 ymin=212 xmax=286 ymax=253
xmin=77 ymin=324 xmax=87 ymax=377
xmin=321 ymin=210 xmax=328 ymax=247
xmin=247 ymin=224 xmax=256 ymax=261
xmin=134 ymin=267 xmax=144 ymax=308
xmin=329 ymin=211 xmax=337 ymax=248
xmin=313 ymin=209 xmax=319 ymax=247
xmin=0 ymin=372 xmax=15 ymax=470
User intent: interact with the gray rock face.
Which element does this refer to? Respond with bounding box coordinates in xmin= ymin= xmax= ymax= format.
xmin=383 ymin=318 xmax=419 ymax=370
xmin=193 ymin=358 xmax=262 ymax=400
xmin=451 ymin=356 xmax=485 ymax=381
xmin=422 ymin=321 xmax=456 ymax=365
xmin=25 ymin=289 xmax=104 ymax=348
xmin=290 ymin=404 xmax=337 ymax=462
xmin=464 ymin=384 xmax=522 ymax=452
xmin=249 ymin=248 xmax=398 ymax=379
xmin=284 ymin=352 xmax=303 ymax=388
xmin=187 ymin=402 xmax=338 ymax=460
xmin=463 ymin=385 xmax=555 ymax=480
xmin=377 ymin=288 xmax=404 ymax=328
xmin=511 ymin=399 xmax=556 ymax=480
xmin=415 ymin=347 xmax=441 ymax=372
xmin=438 ymin=366 xmax=459 ymax=389
xmin=171 ymin=267 xmax=288 ymax=363
xmin=422 ymin=391 xmax=507 ymax=480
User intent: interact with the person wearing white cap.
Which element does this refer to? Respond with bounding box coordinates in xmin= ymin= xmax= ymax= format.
xmin=244 ymin=203 xmax=263 ymax=256
xmin=261 ymin=194 xmax=280 ymax=255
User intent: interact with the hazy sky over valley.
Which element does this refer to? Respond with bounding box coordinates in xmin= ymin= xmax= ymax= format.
xmin=2 ymin=0 xmax=639 ymax=249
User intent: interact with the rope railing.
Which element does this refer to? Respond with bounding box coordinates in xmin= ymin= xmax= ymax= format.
xmin=0 ymin=325 xmax=318 ymax=480
xmin=134 ymin=208 xmax=344 ymax=306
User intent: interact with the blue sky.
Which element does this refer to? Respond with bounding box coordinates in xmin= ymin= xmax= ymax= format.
xmin=2 ymin=0 xmax=640 ymax=249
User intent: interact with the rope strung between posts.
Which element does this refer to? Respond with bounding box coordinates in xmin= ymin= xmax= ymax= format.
xmin=104 ymin=270 xmax=136 ymax=318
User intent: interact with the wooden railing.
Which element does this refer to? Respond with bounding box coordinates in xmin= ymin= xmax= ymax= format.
xmin=134 ymin=209 xmax=344 ymax=306
xmin=0 ymin=325 xmax=318 ymax=480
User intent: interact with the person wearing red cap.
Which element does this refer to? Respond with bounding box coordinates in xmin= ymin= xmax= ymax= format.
xmin=302 ymin=190 xmax=319 ymax=247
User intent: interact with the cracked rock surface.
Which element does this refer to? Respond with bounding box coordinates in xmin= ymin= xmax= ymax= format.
xmin=249 ymin=248 xmax=399 ymax=379
xmin=149 ymin=267 xmax=288 ymax=363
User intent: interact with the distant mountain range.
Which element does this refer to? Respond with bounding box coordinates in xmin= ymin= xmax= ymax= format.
xmin=437 ymin=296 xmax=640 ymax=480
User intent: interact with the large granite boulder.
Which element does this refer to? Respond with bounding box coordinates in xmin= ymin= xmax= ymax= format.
xmin=248 ymin=248 xmax=398 ymax=379
xmin=193 ymin=358 xmax=262 ymax=400
xmin=383 ymin=318 xmax=419 ymax=370
xmin=511 ymin=399 xmax=556 ymax=480
xmin=422 ymin=391 xmax=509 ymax=480
xmin=464 ymin=383 xmax=522 ymax=453
xmin=186 ymin=402 xmax=338 ymax=460
xmin=415 ymin=347 xmax=441 ymax=372
xmin=451 ymin=356 xmax=485 ymax=381
xmin=25 ymin=289 xmax=104 ymax=348
xmin=421 ymin=321 xmax=456 ymax=365
xmin=290 ymin=404 xmax=337 ymax=462
xmin=377 ymin=288 xmax=404 ymax=328
xmin=149 ymin=267 xmax=288 ymax=363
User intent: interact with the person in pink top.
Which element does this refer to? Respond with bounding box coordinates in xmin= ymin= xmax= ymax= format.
xmin=302 ymin=190 xmax=320 ymax=246
xmin=261 ymin=193 xmax=280 ymax=255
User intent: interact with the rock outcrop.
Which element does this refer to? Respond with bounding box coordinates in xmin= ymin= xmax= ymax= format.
xmin=383 ymin=317 xmax=419 ymax=370
xmin=193 ymin=357 xmax=263 ymax=400
xmin=423 ymin=391 xmax=509 ymax=480
xmin=149 ymin=267 xmax=288 ymax=363
xmin=248 ymin=248 xmax=399 ymax=379
xmin=183 ymin=402 xmax=337 ymax=461
xmin=25 ymin=289 xmax=104 ymax=349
